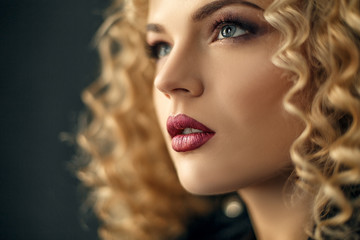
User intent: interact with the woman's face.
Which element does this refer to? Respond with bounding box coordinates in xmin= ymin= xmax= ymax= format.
xmin=147 ymin=0 xmax=302 ymax=194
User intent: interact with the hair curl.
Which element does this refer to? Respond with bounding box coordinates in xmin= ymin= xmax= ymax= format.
xmin=266 ymin=0 xmax=360 ymax=238
xmin=77 ymin=0 xmax=360 ymax=239
xmin=76 ymin=1 xmax=212 ymax=239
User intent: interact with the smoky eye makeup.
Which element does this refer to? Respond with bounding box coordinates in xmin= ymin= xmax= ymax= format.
xmin=212 ymin=15 xmax=259 ymax=34
xmin=145 ymin=6 xmax=271 ymax=59
xmin=212 ymin=17 xmax=258 ymax=41
xmin=146 ymin=41 xmax=172 ymax=60
xmin=208 ymin=10 xmax=270 ymax=43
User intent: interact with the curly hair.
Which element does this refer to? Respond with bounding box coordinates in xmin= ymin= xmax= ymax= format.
xmin=77 ymin=0 xmax=360 ymax=239
xmin=266 ymin=0 xmax=360 ymax=239
xmin=76 ymin=1 xmax=212 ymax=239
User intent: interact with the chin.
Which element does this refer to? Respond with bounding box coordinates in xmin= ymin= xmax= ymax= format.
xmin=176 ymin=170 xmax=243 ymax=196
xmin=181 ymin=180 xmax=242 ymax=196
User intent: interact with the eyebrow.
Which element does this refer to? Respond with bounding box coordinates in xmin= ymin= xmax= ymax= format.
xmin=192 ymin=0 xmax=263 ymax=22
xmin=146 ymin=24 xmax=164 ymax=33
xmin=146 ymin=0 xmax=263 ymax=33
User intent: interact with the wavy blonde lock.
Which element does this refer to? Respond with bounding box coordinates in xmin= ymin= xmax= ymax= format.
xmin=78 ymin=0 xmax=360 ymax=239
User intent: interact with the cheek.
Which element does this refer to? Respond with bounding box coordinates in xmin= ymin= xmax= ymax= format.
xmin=206 ymin=45 xmax=298 ymax=172
xmin=210 ymin=47 xmax=289 ymax=121
xmin=153 ymin=89 xmax=168 ymax=137
xmin=152 ymin=88 xmax=178 ymax=167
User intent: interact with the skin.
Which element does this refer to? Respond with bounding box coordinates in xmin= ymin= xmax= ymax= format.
xmin=147 ymin=0 xmax=311 ymax=239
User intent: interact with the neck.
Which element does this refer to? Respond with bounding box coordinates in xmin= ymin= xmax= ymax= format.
xmin=238 ymin=175 xmax=312 ymax=240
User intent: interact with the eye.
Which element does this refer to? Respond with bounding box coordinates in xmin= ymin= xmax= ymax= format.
xmin=147 ymin=42 xmax=172 ymax=59
xmin=157 ymin=43 xmax=172 ymax=58
xmin=217 ymin=24 xmax=248 ymax=40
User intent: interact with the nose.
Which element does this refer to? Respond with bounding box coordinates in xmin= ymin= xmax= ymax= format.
xmin=154 ymin=44 xmax=204 ymax=99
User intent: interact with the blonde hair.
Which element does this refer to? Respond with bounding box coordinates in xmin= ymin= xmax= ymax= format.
xmin=77 ymin=0 xmax=360 ymax=239
xmin=76 ymin=1 xmax=211 ymax=239
xmin=266 ymin=0 xmax=360 ymax=238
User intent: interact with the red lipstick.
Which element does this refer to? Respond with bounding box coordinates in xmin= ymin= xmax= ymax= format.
xmin=167 ymin=114 xmax=215 ymax=152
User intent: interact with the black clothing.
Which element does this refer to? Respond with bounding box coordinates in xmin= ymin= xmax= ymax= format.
xmin=176 ymin=195 xmax=360 ymax=240
xmin=177 ymin=194 xmax=255 ymax=240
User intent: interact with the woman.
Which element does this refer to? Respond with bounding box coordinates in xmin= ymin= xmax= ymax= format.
xmin=77 ymin=0 xmax=360 ymax=239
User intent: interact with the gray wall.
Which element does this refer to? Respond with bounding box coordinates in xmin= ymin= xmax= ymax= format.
xmin=0 ymin=0 xmax=110 ymax=239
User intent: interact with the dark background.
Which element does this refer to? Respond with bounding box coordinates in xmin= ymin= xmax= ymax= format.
xmin=0 ymin=0 xmax=110 ymax=239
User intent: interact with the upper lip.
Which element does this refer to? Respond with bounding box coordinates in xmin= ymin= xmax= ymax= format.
xmin=166 ymin=114 xmax=215 ymax=138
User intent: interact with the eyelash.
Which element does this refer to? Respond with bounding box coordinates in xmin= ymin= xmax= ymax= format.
xmin=146 ymin=41 xmax=169 ymax=60
xmin=212 ymin=16 xmax=258 ymax=40
xmin=146 ymin=16 xmax=259 ymax=60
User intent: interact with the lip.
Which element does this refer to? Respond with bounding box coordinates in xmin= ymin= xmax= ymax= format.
xmin=167 ymin=114 xmax=215 ymax=152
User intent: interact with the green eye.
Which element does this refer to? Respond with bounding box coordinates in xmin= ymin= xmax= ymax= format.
xmin=218 ymin=24 xmax=247 ymax=40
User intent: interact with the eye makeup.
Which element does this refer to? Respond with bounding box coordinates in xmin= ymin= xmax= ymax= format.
xmin=146 ymin=5 xmax=271 ymax=59
xmin=208 ymin=10 xmax=270 ymax=43
xmin=146 ymin=41 xmax=171 ymax=60
xmin=212 ymin=14 xmax=259 ymax=36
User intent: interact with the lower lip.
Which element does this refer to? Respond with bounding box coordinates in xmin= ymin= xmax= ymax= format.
xmin=171 ymin=132 xmax=215 ymax=152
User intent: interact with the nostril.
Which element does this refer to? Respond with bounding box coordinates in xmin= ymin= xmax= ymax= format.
xmin=172 ymin=85 xmax=204 ymax=97
xmin=174 ymin=88 xmax=190 ymax=93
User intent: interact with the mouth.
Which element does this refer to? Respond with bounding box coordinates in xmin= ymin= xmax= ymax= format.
xmin=167 ymin=114 xmax=215 ymax=152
